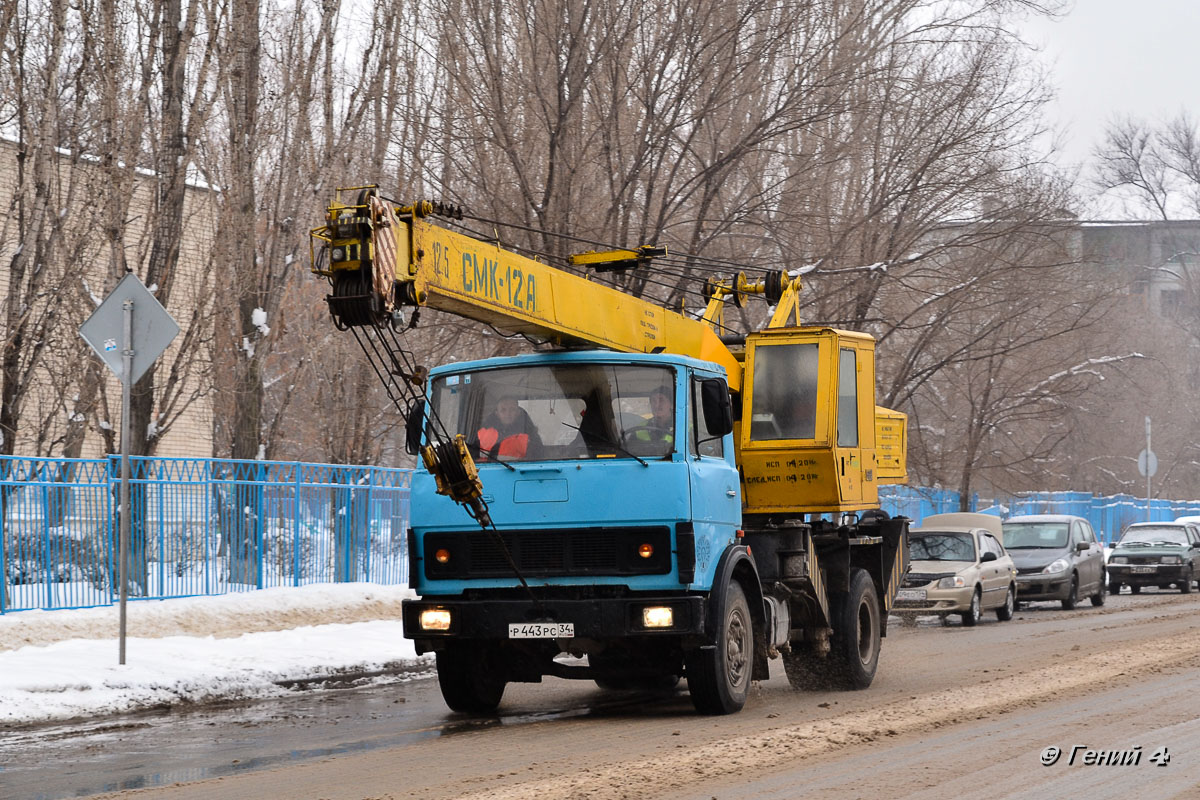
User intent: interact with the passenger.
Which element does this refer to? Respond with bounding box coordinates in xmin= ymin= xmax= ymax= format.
xmin=476 ymin=395 xmax=542 ymax=461
xmin=627 ymin=387 xmax=675 ymax=452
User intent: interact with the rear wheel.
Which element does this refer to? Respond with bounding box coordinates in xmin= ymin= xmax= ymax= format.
xmin=436 ymin=645 xmax=507 ymax=714
xmin=996 ymin=585 xmax=1015 ymax=621
xmin=687 ymin=580 xmax=752 ymax=714
xmin=1061 ymin=574 xmax=1079 ymax=610
xmin=1090 ymin=574 xmax=1107 ymax=606
xmin=828 ymin=568 xmax=881 ymax=689
xmin=961 ymin=588 xmax=982 ymax=627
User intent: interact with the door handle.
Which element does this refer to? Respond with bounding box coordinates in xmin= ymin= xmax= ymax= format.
xmin=726 ymin=490 xmax=736 ymax=497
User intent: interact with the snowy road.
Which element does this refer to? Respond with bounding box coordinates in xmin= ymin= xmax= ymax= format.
xmin=4 ymin=589 xmax=1200 ymax=799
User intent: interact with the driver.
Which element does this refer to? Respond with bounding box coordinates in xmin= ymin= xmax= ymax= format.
xmin=628 ymin=387 xmax=675 ymax=450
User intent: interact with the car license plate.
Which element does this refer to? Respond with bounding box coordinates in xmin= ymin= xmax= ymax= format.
xmin=508 ymin=622 xmax=574 ymax=639
xmin=895 ymin=589 xmax=927 ymax=601
xmin=1132 ymin=566 xmax=1157 ymax=574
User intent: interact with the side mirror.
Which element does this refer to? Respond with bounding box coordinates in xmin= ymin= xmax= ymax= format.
xmin=700 ymin=378 xmax=733 ymax=437
xmin=404 ymin=399 xmax=426 ymax=456
xmin=1076 ymin=541 xmax=1090 ymax=553
xmin=980 ymin=551 xmax=997 ymax=563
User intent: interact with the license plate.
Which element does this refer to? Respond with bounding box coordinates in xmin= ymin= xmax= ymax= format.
xmin=896 ymin=589 xmax=927 ymax=601
xmin=1132 ymin=566 xmax=1157 ymax=574
xmin=508 ymin=622 xmax=574 ymax=639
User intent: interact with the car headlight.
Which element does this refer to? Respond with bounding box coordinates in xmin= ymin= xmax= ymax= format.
xmin=1042 ymin=558 xmax=1070 ymax=575
xmin=1110 ymin=556 xmax=1127 ymax=565
xmin=937 ymin=575 xmax=966 ymax=589
xmin=1161 ymin=555 xmax=1183 ymax=565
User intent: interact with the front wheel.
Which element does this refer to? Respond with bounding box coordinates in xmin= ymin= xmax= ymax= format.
xmin=1108 ymin=582 xmax=1121 ymax=595
xmin=961 ymin=588 xmax=982 ymax=627
xmin=1061 ymin=574 xmax=1079 ymax=610
xmin=436 ymin=645 xmax=507 ymax=714
xmin=1181 ymin=570 xmax=1193 ymax=594
xmin=828 ymin=568 xmax=881 ymax=689
xmin=996 ymin=585 xmax=1015 ymax=621
xmin=687 ymin=580 xmax=752 ymax=714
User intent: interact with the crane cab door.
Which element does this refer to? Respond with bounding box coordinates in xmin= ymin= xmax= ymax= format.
xmin=738 ymin=328 xmax=878 ymax=515
xmin=833 ymin=340 xmax=878 ymax=508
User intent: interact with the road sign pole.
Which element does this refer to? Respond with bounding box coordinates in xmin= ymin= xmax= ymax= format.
xmin=78 ymin=272 xmax=178 ymax=666
xmin=119 ymin=298 xmax=133 ymax=665
xmin=1145 ymin=416 xmax=1152 ymax=522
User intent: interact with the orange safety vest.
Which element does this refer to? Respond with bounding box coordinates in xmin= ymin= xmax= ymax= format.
xmin=477 ymin=427 xmax=530 ymax=459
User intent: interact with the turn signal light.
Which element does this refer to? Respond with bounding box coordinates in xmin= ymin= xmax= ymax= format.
xmin=434 ymin=548 xmax=451 ymax=564
xmin=638 ymin=543 xmax=654 ymax=559
xmin=420 ymin=609 xmax=452 ymax=631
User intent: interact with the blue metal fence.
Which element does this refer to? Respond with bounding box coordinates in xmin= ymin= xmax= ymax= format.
xmin=880 ymin=486 xmax=1200 ymax=545
xmin=5 ymin=456 xmax=1197 ymax=614
xmin=0 ymin=456 xmax=411 ymax=614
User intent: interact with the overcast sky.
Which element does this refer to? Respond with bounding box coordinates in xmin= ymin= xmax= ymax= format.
xmin=1024 ymin=1 xmax=1200 ymax=170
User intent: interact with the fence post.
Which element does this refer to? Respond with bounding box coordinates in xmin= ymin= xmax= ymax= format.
xmin=293 ymin=464 xmax=302 ymax=587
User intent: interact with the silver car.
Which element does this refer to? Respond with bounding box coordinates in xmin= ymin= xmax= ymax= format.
xmin=895 ymin=513 xmax=1018 ymax=626
xmin=1002 ymin=514 xmax=1106 ymax=609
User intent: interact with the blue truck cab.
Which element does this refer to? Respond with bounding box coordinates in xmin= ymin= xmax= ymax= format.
xmin=401 ymin=350 xmax=757 ymax=713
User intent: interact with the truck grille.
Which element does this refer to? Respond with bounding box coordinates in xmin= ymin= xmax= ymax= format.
xmin=424 ymin=527 xmax=672 ymax=579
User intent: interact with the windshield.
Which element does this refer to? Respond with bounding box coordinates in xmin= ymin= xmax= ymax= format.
xmin=430 ymin=363 xmax=676 ymax=462
xmin=1001 ymin=522 xmax=1069 ymax=549
xmin=1119 ymin=526 xmax=1190 ymax=546
xmin=909 ymin=532 xmax=976 ymax=562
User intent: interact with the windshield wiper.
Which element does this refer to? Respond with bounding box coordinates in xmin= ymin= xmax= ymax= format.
xmin=1152 ymin=541 xmax=1184 ymax=546
xmin=561 ymin=421 xmax=649 ymax=466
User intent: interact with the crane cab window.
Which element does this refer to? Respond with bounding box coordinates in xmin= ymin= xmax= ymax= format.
xmin=837 ymin=348 xmax=858 ymax=447
xmin=749 ymin=343 xmax=818 ymax=440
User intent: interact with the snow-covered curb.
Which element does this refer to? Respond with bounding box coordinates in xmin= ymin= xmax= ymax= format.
xmin=0 ymin=584 xmax=432 ymax=725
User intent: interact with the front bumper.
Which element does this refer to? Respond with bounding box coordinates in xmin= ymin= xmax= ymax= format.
xmin=402 ymin=595 xmax=707 ymax=651
xmin=1108 ymin=564 xmax=1189 ymax=587
xmin=1015 ymin=572 xmax=1072 ymax=600
xmin=892 ymin=585 xmax=973 ymax=614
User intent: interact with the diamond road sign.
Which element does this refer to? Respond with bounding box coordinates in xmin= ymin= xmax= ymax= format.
xmin=79 ymin=273 xmax=179 ymax=383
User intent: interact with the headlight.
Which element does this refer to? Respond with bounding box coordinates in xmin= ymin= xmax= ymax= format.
xmin=1110 ymin=556 xmax=1127 ymax=564
xmin=642 ymin=606 xmax=674 ymax=628
xmin=937 ymin=575 xmax=966 ymax=589
xmin=1042 ymin=558 xmax=1070 ymax=575
xmin=1161 ymin=555 xmax=1183 ymax=565
xmin=419 ymin=609 xmax=452 ymax=631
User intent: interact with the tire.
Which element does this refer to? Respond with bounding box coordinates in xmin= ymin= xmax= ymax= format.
xmin=436 ymin=645 xmax=506 ymax=714
xmin=1130 ymin=584 xmax=1141 ymax=595
xmin=996 ymin=585 xmax=1015 ymax=621
xmin=1061 ymin=574 xmax=1079 ymax=610
xmin=1090 ymin=575 xmax=1107 ymax=606
xmin=687 ymin=580 xmax=753 ymax=714
xmin=1108 ymin=582 xmax=1120 ymax=595
xmin=1181 ymin=570 xmax=1193 ymax=594
xmin=828 ymin=568 xmax=881 ymax=689
xmin=961 ymin=588 xmax=982 ymax=627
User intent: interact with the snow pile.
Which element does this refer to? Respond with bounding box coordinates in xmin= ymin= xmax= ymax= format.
xmin=0 ymin=584 xmax=431 ymax=726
